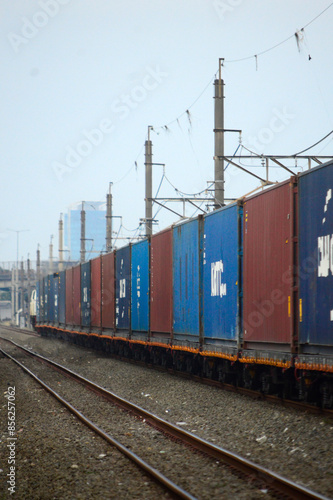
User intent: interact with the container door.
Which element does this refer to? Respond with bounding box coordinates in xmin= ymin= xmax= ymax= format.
xmin=131 ymin=239 xmax=149 ymax=332
xmin=116 ymin=246 xmax=131 ymax=330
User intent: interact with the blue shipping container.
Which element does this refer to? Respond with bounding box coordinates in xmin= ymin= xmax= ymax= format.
xmin=58 ymin=270 xmax=66 ymax=324
xmin=131 ymin=239 xmax=150 ymax=332
xmin=43 ymin=276 xmax=49 ymax=323
xmin=81 ymin=262 xmax=91 ymax=327
xmin=36 ymin=280 xmax=41 ymax=323
xmin=299 ymin=161 xmax=333 ymax=351
xmin=173 ymin=218 xmax=203 ymax=339
xmin=203 ymin=203 xmax=242 ymax=345
xmin=116 ymin=246 xmax=131 ymax=330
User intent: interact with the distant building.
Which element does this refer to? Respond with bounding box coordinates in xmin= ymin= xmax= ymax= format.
xmin=64 ymin=201 xmax=106 ymax=261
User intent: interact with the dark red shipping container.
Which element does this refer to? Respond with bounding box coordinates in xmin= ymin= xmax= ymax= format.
xmin=151 ymin=227 xmax=173 ymax=335
xmin=73 ymin=264 xmax=81 ymax=326
xmin=243 ymin=179 xmax=298 ymax=351
xmin=101 ymin=252 xmax=115 ymax=330
xmin=65 ymin=267 xmax=73 ymax=325
xmin=91 ymin=256 xmax=102 ymax=328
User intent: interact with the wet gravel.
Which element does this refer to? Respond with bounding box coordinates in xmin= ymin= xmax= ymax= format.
xmin=1 ymin=329 xmax=333 ymax=499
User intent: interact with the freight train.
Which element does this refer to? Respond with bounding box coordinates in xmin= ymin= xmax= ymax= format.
xmin=34 ymin=160 xmax=333 ymax=407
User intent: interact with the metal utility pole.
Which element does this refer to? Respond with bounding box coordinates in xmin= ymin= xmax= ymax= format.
xmin=145 ymin=126 xmax=153 ymax=237
xmin=58 ymin=214 xmax=64 ymax=271
xmin=7 ymin=228 xmax=30 ymax=269
xmin=80 ymin=202 xmax=86 ymax=263
xmin=36 ymin=244 xmax=41 ymax=281
xmin=27 ymin=256 xmax=31 ymax=317
xmin=49 ymin=235 xmax=54 ymax=274
xmin=20 ymin=259 xmax=24 ymax=326
xmin=11 ymin=268 xmax=15 ymax=324
xmin=214 ymin=58 xmax=225 ymax=209
xmin=106 ymin=183 xmax=113 ymax=253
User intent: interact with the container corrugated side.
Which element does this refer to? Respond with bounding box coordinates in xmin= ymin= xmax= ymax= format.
xmin=65 ymin=268 xmax=73 ymax=325
xmin=91 ymin=256 xmax=102 ymax=328
xmin=150 ymin=228 xmax=173 ymax=335
xmin=243 ymin=179 xmax=297 ymax=351
xmin=36 ymin=280 xmax=42 ymax=323
xmin=48 ymin=276 xmax=54 ymax=323
xmin=58 ymin=270 xmax=66 ymax=325
xmin=131 ymin=239 xmax=150 ymax=332
xmin=298 ymin=161 xmax=333 ymax=353
xmin=116 ymin=246 xmax=131 ymax=331
xmin=203 ymin=203 xmax=242 ymax=345
xmin=101 ymin=252 xmax=115 ymax=330
xmin=52 ymin=275 xmax=59 ymax=324
xmin=81 ymin=261 xmax=91 ymax=327
xmin=73 ymin=265 xmax=81 ymax=326
xmin=173 ymin=218 xmax=202 ymax=341
xmin=43 ymin=276 xmax=49 ymax=323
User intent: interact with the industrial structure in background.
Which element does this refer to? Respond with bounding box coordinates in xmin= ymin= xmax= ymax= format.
xmin=64 ymin=201 xmax=107 ymax=261
xmin=3 ymin=198 xmax=110 ymax=327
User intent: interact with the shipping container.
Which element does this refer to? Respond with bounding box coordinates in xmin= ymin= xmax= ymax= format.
xmin=73 ymin=265 xmax=81 ymax=326
xmin=131 ymin=239 xmax=150 ymax=333
xmin=36 ymin=280 xmax=42 ymax=323
xmin=102 ymin=252 xmax=115 ymax=330
xmin=173 ymin=218 xmax=203 ymax=341
xmin=115 ymin=245 xmax=131 ymax=331
xmin=91 ymin=256 xmax=102 ymax=328
xmin=48 ymin=274 xmax=59 ymax=324
xmin=150 ymin=228 xmax=173 ymax=335
xmin=65 ymin=267 xmax=73 ymax=325
xmin=81 ymin=261 xmax=91 ymax=327
xmin=243 ymin=179 xmax=298 ymax=352
xmin=58 ymin=270 xmax=66 ymax=325
xmin=203 ymin=203 xmax=242 ymax=346
xmin=43 ymin=276 xmax=49 ymax=323
xmin=298 ymin=160 xmax=333 ymax=354
xmin=48 ymin=275 xmax=54 ymax=324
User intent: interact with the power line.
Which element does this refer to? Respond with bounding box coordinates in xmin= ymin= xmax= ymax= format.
xmin=293 ymin=130 xmax=333 ymax=156
xmin=225 ymin=2 xmax=333 ymax=64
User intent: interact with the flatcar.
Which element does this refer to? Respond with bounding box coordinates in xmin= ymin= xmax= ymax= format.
xmin=34 ymin=159 xmax=333 ymax=408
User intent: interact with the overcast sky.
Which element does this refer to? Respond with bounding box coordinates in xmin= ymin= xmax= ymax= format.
xmin=2 ymin=0 xmax=333 ymax=265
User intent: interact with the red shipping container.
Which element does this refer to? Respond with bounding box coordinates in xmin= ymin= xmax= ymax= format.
xmin=65 ymin=268 xmax=73 ymax=325
xmin=151 ymin=227 xmax=173 ymax=335
xmin=91 ymin=256 xmax=102 ymax=328
xmin=73 ymin=264 xmax=81 ymax=327
xmin=243 ymin=179 xmax=298 ymax=351
xmin=102 ymin=252 xmax=115 ymax=330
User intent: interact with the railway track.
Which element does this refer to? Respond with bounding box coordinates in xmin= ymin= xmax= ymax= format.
xmin=0 ymin=336 xmax=329 ymax=500
xmin=0 ymin=324 xmax=40 ymax=337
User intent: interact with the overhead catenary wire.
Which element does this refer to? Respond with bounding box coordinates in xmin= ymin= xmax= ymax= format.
xmin=225 ymin=2 xmax=333 ymax=64
xmin=292 ymin=130 xmax=333 ymax=156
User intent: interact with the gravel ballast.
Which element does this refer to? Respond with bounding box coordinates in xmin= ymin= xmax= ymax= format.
xmin=1 ymin=329 xmax=333 ymax=499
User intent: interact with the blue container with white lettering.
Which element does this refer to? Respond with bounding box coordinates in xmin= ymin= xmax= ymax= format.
xmin=58 ymin=270 xmax=66 ymax=325
xmin=116 ymin=245 xmax=131 ymax=331
xmin=81 ymin=261 xmax=91 ymax=327
xmin=173 ymin=218 xmax=203 ymax=342
xmin=203 ymin=202 xmax=242 ymax=346
xmin=43 ymin=276 xmax=49 ymax=323
xmin=298 ymin=160 xmax=333 ymax=352
xmin=131 ymin=239 xmax=150 ymax=333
